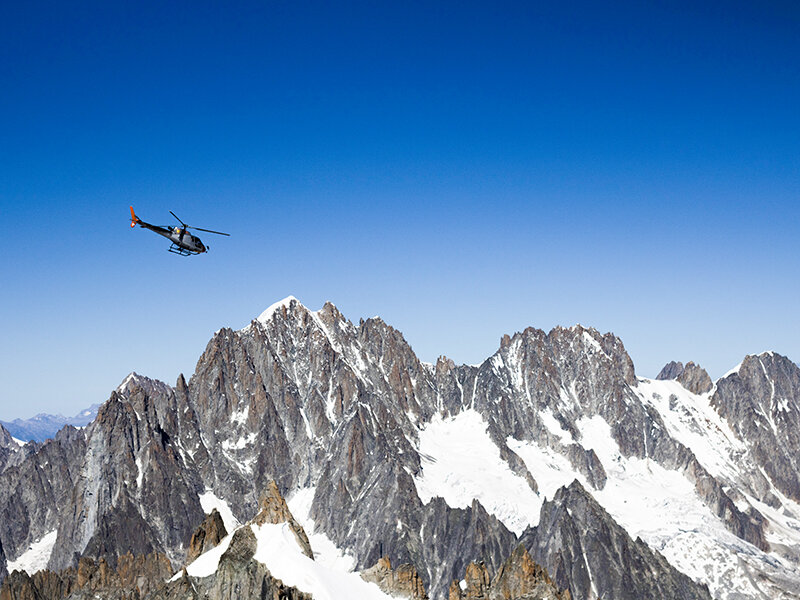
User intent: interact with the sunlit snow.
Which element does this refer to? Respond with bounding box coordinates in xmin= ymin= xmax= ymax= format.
xmin=287 ymin=488 xmax=357 ymax=572
xmin=251 ymin=522 xmax=394 ymax=600
xmin=257 ymin=296 xmax=301 ymax=323
xmin=221 ymin=432 xmax=257 ymax=451
xmin=414 ymin=410 xmax=540 ymax=535
xmin=6 ymin=530 xmax=57 ymax=576
xmin=538 ymin=409 xmax=574 ymax=443
xmin=635 ymin=378 xmax=745 ymax=481
xmin=199 ymin=490 xmax=241 ymax=533
xmin=180 ymin=533 xmax=234 ymax=579
xmin=135 ymin=454 xmax=144 ymax=488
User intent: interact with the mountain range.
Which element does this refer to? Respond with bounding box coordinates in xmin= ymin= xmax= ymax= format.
xmin=1 ymin=296 xmax=800 ymax=599
xmin=0 ymin=406 xmax=100 ymax=444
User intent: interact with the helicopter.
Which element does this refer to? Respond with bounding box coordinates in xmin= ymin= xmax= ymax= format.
xmin=130 ymin=206 xmax=229 ymax=256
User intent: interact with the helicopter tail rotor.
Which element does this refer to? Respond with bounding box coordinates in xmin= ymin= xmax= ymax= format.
xmin=130 ymin=206 xmax=140 ymax=228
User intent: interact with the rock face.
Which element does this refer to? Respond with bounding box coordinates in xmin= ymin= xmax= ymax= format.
xmin=657 ymin=361 xmax=713 ymax=395
xmin=657 ymin=361 xmax=686 ymax=381
xmin=712 ymin=353 xmax=800 ymax=503
xmin=362 ymin=556 xmax=429 ymax=600
xmin=48 ymin=377 xmax=205 ymax=571
xmin=678 ymin=362 xmax=713 ymax=395
xmin=448 ymin=544 xmax=570 ymax=600
xmin=185 ymin=509 xmax=227 ymax=564
xmin=490 ymin=544 xmax=570 ymax=600
xmin=520 ymin=481 xmax=711 ymax=600
xmin=0 ymin=425 xmax=86 ymax=573
xmin=2 ymin=298 xmax=800 ymax=599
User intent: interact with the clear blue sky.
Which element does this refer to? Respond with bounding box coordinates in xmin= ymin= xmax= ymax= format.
xmin=2 ymin=1 xmax=799 ymax=418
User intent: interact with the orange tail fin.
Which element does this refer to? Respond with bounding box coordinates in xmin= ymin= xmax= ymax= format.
xmin=130 ymin=206 xmax=139 ymax=227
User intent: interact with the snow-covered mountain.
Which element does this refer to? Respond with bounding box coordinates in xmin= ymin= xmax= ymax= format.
xmin=2 ymin=296 xmax=800 ymax=599
xmin=0 ymin=404 xmax=100 ymax=443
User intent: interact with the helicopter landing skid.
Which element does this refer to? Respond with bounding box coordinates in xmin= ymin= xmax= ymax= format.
xmin=168 ymin=244 xmax=194 ymax=256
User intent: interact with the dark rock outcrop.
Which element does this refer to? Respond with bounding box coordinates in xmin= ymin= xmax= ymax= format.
xmin=0 ymin=537 xmax=6 ymax=582
xmin=657 ymin=361 xmax=686 ymax=381
xmin=678 ymin=362 xmax=713 ymax=395
xmin=657 ymin=361 xmax=713 ymax=395
xmin=520 ymin=481 xmax=711 ymax=600
xmin=185 ymin=509 xmax=227 ymax=564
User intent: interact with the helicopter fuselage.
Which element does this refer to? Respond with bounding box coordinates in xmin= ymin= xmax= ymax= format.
xmin=138 ymin=222 xmax=207 ymax=254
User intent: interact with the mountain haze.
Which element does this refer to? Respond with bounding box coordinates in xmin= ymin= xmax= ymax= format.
xmin=1 ymin=406 xmax=100 ymax=444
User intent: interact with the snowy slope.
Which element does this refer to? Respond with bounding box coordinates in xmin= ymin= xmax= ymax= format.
xmin=181 ymin=518 xmax=394 ymax=600
xmin=199 ymin=490 xmax=241 ymax=533
xmin=414 ymin=410 xmax=541 ymax=535
xmin=287 ymin=488 xmax=358 ymax=572
xmin=183 ymin=477 xmax=393 ymax=599
xmin=251 ymin=523 xmax=394 ymax=600
xmin=6 ymin=530 xmax=58 ymax=576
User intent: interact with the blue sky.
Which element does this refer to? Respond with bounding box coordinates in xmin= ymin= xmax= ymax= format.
xmin=2 ymin=1 xmax=799 ymax=417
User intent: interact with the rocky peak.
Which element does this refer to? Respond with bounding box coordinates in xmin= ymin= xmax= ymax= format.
xmin=0 ymin=424 xmax=17 ymax=450
xmin=148 ymin=525 xmax=314 ymax=600
xmin=0 ymin=425 xmax=17 ymax=475
xmin=520 ymin=480 xmax=711 ymax=600
xmin=712 ymin=351 xmax=800 ymax=503
xmin=656 ymin=361 xmax=713 ymax=394
xmin=462 ymin=561 xmax=491 ymax=598
xmin=679 ymin=362 xmax=713 ymax=394
xmin=186 ymin=509 xmax=227 ymax=564
xmin=256 ymin=295 xmax=306 ymax=325
xmin=657 ymin=360 xmax=685 ymax=380
xmin=252 ymin=480 xmax=314 ymax=559
xmin=490 ymin=544 xmax=569 ymax=600
xmin=115 ymin=371 xmax=173 ymax=400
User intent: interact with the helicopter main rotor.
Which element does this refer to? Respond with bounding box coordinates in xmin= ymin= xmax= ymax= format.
xmin=169 ymin=211 xmax=230 ymax=236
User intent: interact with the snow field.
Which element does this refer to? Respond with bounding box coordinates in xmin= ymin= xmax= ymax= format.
xmin=251 ymin=522 xmax=394 ymax=600
xmin=6 ymin=530 xmax=58 ymax=576
xmin=414 ymin=409 xmax=542 ymax=535
xmin=199 ymin=490 xmax=241 ymax=534
xmin=287 ymin=487 xmax=357 ymax=572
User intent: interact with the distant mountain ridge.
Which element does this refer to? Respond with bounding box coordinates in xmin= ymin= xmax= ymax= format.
xmin=0 ymin=404 xmax=100 ymax=443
